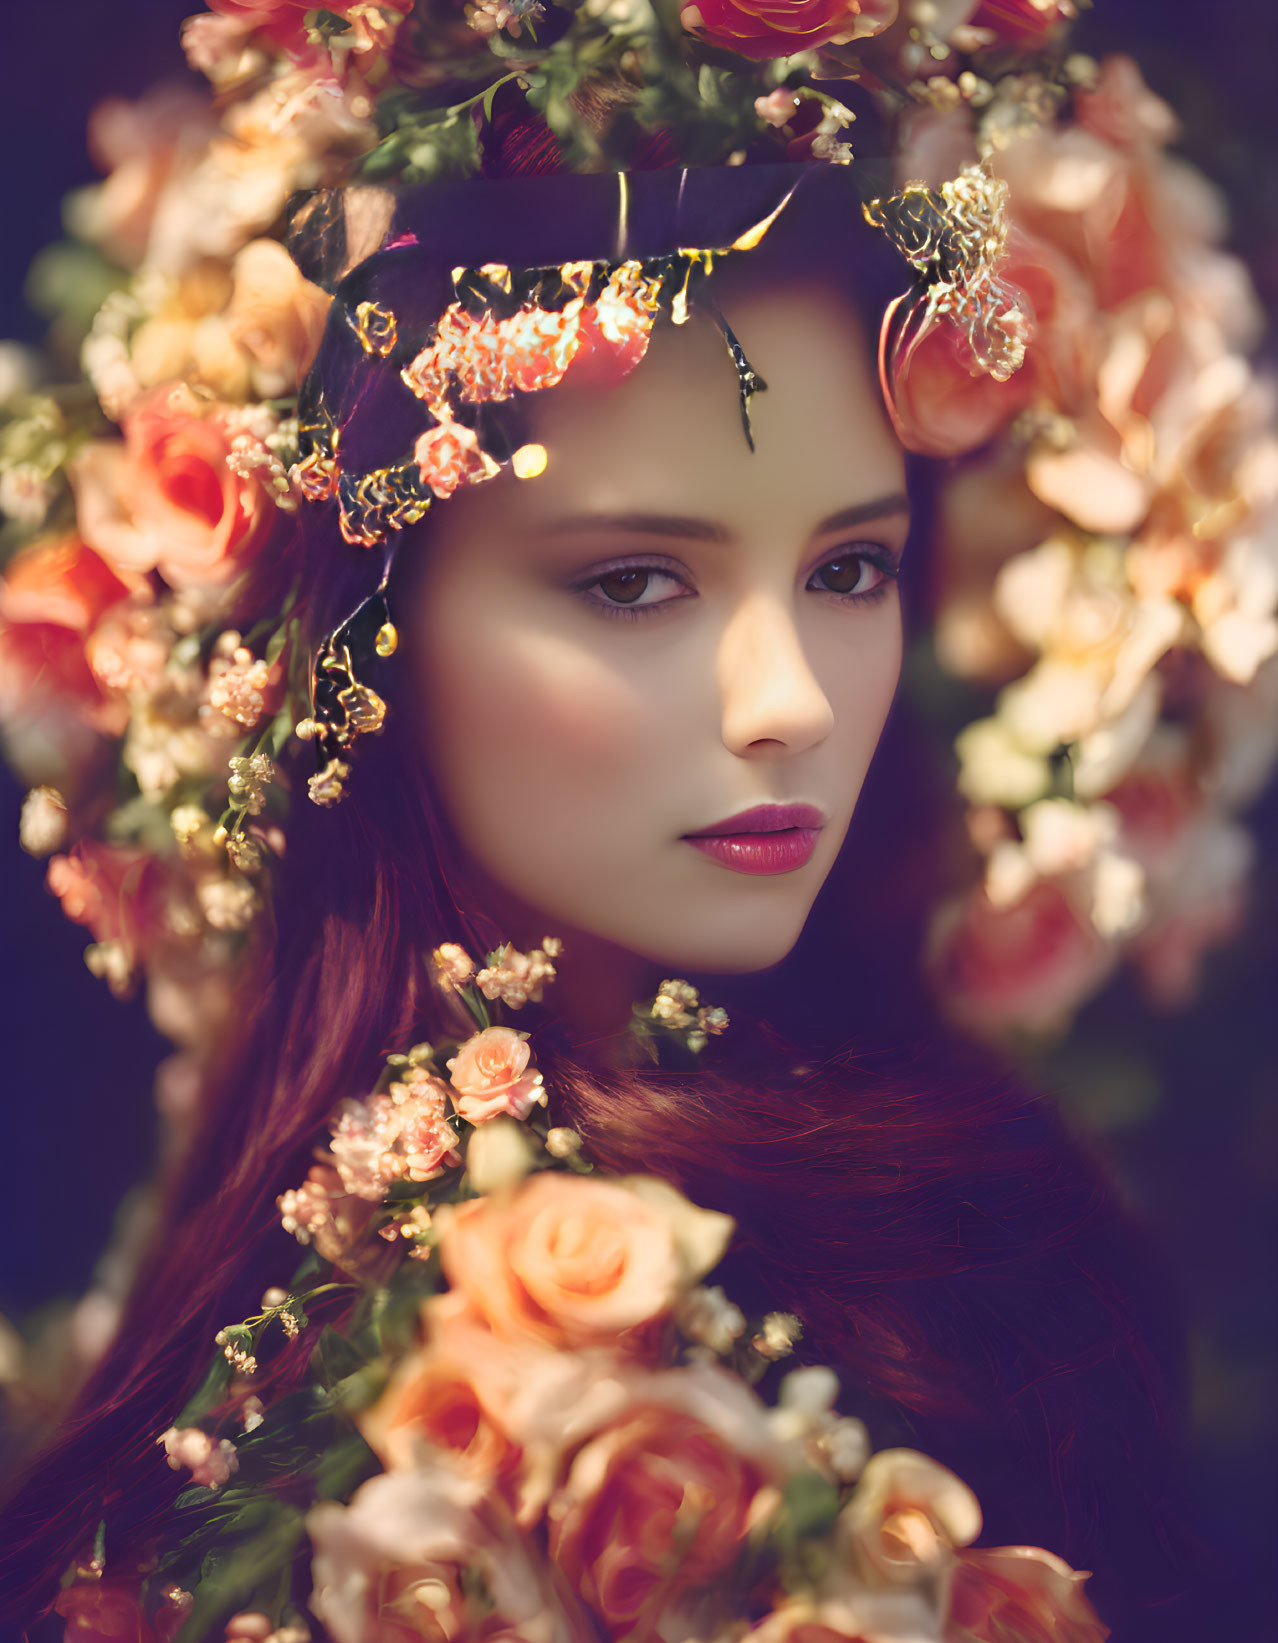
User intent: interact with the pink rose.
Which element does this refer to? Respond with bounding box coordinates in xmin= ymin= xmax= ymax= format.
xmin=964 ymin=1 xmax=1076 ymax=45
xmin=679 ymin=0 xmax=897 ymax=61
xmin=308 ymin=1467 xmax=592 ymax=1643
xmin=947 ymin=1545 xmax=1108 ymax=1642
xmin=446 ymin=1026 xmax=545 ymax=1124
xmin=45 ymin=839 xmax=171 ymax=969
xmin=208 ymin=0 xmax=341 ymax=53
xmin=72 ymin=385 xmax=275 ymax=591
xmin=1075 ymin=54 xmax=1178 ymax=153
xmin=883 ymin=311 xmax=1034 ymax=459
xmin=0 ymin=621 xmax=126 ymax=786
xmin=55 ymin=1580 xmax=158 ymax=1643
xmin=929 ymin=880 xmax=1117 ymax=1036
xmin=437 ymin=1173 xmax=733 ymax=1350
xmin=547 ymin=1362 xmax=783 ymax=1632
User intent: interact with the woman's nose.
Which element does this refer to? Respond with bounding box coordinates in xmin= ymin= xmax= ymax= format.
xmin=716 ymin=592 xmax=835 ymax=757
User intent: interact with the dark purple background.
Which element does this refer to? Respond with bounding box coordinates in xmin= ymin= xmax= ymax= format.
xmin=1 ymin=2 xmax=1275 ymax=1635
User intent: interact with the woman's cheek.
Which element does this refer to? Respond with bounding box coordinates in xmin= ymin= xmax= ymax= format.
xmin=418 ymin=601 xmax=664 ymax=855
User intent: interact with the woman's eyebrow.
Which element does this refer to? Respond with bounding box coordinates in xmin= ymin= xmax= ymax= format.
xmin=531 ymin=494 xmax=910 ymax=543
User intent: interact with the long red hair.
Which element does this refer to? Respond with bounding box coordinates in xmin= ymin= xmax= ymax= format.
xmin=0 ymin=116 xmax=1193 ymax=1638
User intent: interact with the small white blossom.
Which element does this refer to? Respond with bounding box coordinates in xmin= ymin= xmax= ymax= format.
xmin=754 ymin=1311 xmax=803 ymax=1361
xmin=676 ymin=1285 xmax=746 ymax=1356
xmin=19 ymin=786 xmax=68 ymax=856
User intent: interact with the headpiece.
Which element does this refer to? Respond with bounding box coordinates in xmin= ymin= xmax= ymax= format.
xmin=3 ymin=0 xmax=1275 ymax=1047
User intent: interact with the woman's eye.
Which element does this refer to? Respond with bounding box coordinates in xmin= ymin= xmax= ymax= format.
xmin=808 ymin=552 xmax=895 ymax=601
xmin=576 ymin=566 xmax=690 ymax=618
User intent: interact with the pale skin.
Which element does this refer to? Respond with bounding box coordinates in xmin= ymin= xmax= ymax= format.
xmin=408 ymin=280 xmax=907 ymax=1062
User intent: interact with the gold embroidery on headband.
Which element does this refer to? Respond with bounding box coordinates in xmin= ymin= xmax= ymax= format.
xmin=316 ymin=637 xmax=388 ymax=746
xmin=352 ymin=299 xmax=400 ymax=357
xmin=337 ymin=462 xmax=433 ymax=548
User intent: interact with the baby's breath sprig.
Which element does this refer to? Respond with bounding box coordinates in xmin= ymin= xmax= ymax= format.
xmin=213 ymin=1281 xmax=355 ymax=1375
xmin=630 ymin=977 xmax=729 ymax=1066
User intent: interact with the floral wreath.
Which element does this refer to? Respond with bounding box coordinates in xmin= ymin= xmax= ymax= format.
xmin=0 ymin=2 xmax=1274 ymax=1631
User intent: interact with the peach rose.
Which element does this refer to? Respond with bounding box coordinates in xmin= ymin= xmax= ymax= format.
xmin=361 ymin=1291 xmax=640 ymax=1526
xmin=547 ymin=1362 xmax=784 ymax=1632
xmin=308 ymin=1466 xmax=592 ymax=1643
xmin=679 ymin=1 xmax=897 ymax=61
xmin=841 ymin=1449 xmax=981 ymax=1590
xmin=72 ymin=385 xmax=274 ymax=591
xmin=70 ymin=86 xmax=218 ymax=270
xmin=446 ymin=1026 xmax=545 ymax=1124
xmin=437 ymin=1172 xmax=734 ymax=1349
xmin=225 ymin=239 xmax=331 ymax=398
xmin=929 ymin=880 xmax=1117 ymax=1036
xmin=360 ymin=1294 xmax=525 ymax=1490
xmin=947 ymin=1545 xmax=1108 ymax=1643
xmin=750 ymin=1587 xmax=940 ymax=1643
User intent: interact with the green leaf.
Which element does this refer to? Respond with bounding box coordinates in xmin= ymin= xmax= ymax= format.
xmin=173 ymin=1354 xmax=232 ymax=1429
xmin=778 ymin=1470 xmax=841 ymax=1541
xmin=172 ymin=1503 xmax=306 ymax=1643
xmin=313 ymin=1429 xmax=380 ymax=1501
xmin=312 ymin=1324 xmax=369 ymax=1390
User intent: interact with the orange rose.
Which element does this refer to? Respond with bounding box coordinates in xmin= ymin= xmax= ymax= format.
xmin=446 ymin=1025 xmax=545 ymax=1124
xmin=436 ymin=1172 xmax=733 ymax=1350
xmin=547 ymin=1363 xmax=783 ymax=1632
xmin=679 ymin=0 xmax=897 ymax=61
xmin=72 ymin=384 xmax=274 ymax=591
xmin=948 ymin=1545 xmax=1108 ymax=1643
xmin=0 ymin=535 xmax=131 ymax=778
xmin=0 ymin=535 xmax=129 ymax=633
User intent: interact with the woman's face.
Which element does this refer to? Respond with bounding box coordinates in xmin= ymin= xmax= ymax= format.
xmin=408 ymin=279 xmax=907 ymax=977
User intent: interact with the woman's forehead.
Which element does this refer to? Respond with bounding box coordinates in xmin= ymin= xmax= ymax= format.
xmin=501 ymin=283 xmax=904 ymax=529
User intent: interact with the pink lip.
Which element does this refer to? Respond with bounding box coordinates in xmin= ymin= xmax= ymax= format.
xmin=681 ymin=803 xmax=825 ymax=877
xmin=683 ymin=803 xmax=826 ymax=838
